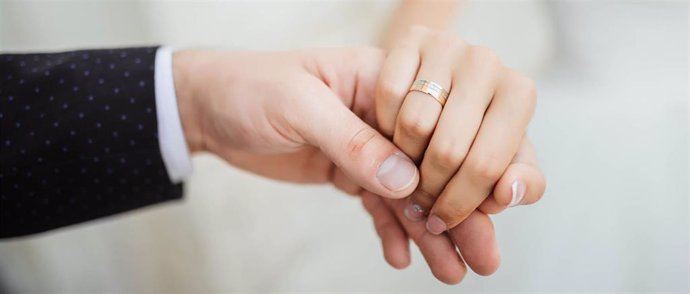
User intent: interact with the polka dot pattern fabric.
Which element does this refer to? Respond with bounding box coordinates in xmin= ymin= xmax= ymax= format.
xmin=0 ymin=47 xmax=183 ymax=238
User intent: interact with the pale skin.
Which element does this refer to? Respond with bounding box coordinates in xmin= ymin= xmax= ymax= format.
xmin=380 ymin=0 xmax=463 ymax=50
xmin=172 ymin=30 xmax=545 ymax=284
xmin=376 ymin=25 xmax=546 ymax=232
xmin=174 ymin=48 xmax=421 ymax=200
xmin=357 ymin=27 xmax=546 ymax=283
xmin=357 ymin=0 xmax=546 ymax=284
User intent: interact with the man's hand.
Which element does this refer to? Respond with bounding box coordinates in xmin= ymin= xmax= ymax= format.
xmin=360 ymin=190 xmax=498 ymax=284
xmin=171 ymin=48 xmax=419 ymax=199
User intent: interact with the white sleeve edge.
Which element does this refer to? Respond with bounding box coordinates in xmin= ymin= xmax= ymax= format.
xmin=154 ymin=46 xmax=193 ymax=183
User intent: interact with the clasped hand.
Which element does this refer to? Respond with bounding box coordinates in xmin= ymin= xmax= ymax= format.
xmin=173 ymin=26 xmax=545 ymax=284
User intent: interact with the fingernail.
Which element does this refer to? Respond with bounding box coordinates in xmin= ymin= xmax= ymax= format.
xmin=426 ymin=215 xmax=447 ymax=235
xmin=377 ymin=153 xmax=417 ymax=192
xmin=404 ymin=200 xmax=425 ymax=221
xmin=509 ymin=179 xmax=526 ymax=207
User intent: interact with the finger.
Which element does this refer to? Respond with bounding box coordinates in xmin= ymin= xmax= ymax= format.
xmin=331 ymin=167 xmax=363 ymax=196
xmin=375 ymin=27 xmax=426 ymax=137
xmin=393 ymin=34 xmax=462 ymax=161
xmin=379 ymin=193 xmax=466 ymax=284
xmin=361 ymin=191 xmax=411 ymax=269
xmin=479 ymin=138 xmax=546 ymax=214
xmin=296 ymin=81 xmax=419 ymax=199
xmin=404 ymin=45 xmax=498 ymax=220
xmin=447 ymin=210 xmax=501 ymax=276
xmin=427 ymin=69 xmax=537 ymax=234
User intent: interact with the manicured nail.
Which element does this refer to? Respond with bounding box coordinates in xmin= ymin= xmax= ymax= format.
xmin=426 ymin=214 xmax=447 ymax=235
xmin=404 ymin=200 xmax=425 ymax=221
xmin=377 ymin=153 xmax=417 ymax=192
xmin=509 ymin=179 xmax=526 ymax=207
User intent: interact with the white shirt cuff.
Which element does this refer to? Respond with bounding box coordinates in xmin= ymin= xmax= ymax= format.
xmin=154 ymin=46 xmax=193 ymax=183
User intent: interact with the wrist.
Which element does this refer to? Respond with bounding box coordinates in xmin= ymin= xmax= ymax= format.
xmin=173 ymin=50 xmax=206 ymax=154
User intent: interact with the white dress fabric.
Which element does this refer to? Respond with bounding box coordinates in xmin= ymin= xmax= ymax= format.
xmin=0 ymin=1 xmax=687 ymax=292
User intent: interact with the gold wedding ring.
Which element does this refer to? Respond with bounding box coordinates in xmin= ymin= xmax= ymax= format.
xmin=409 ymin=79 xmax=449 ymax=107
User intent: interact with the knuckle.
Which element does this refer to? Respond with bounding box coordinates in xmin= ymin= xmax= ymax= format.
xmin=428 ymin=143 xmax=466 ymax=172
xmin=468 ymin=45 xmax=502 ymax=71
xmin=459 ymin=46 xmax=503 ymax=83
xmin=503 ymin=69 xmax=538 ymax=110
xmin=466 ymin=154 xmax=505 ymax=183
xmin=397 ymin=111 xmax=436 ymax=138
xmin=430 ymin=31 xmax=457 ymax=48
xmin=426 ymin=32 xmax=465 ymax=56
xmin=517 ymin=74 xmax=538 ymax=104
xmin=395 ymin=26 xmax=430 ymax=49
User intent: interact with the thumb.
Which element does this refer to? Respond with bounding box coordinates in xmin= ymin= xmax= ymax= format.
xmin=293 ymin=82 xmax=419 ymax=199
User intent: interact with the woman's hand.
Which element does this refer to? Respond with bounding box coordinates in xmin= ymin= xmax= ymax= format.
xmin=172 ymin=48 xmax=420 ymax=199
xmin=375 ymin=26 xmax=545 ymax=233
xmin=359 ymin=136 xmax=544 ymax=284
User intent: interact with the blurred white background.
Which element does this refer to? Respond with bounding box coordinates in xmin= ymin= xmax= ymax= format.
xmin=0 ymin=0 xmax=688 ymax=292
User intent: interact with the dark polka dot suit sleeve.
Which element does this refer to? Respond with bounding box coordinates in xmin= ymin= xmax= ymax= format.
xmin=0 ymin=47 xmax=183 ymax=238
